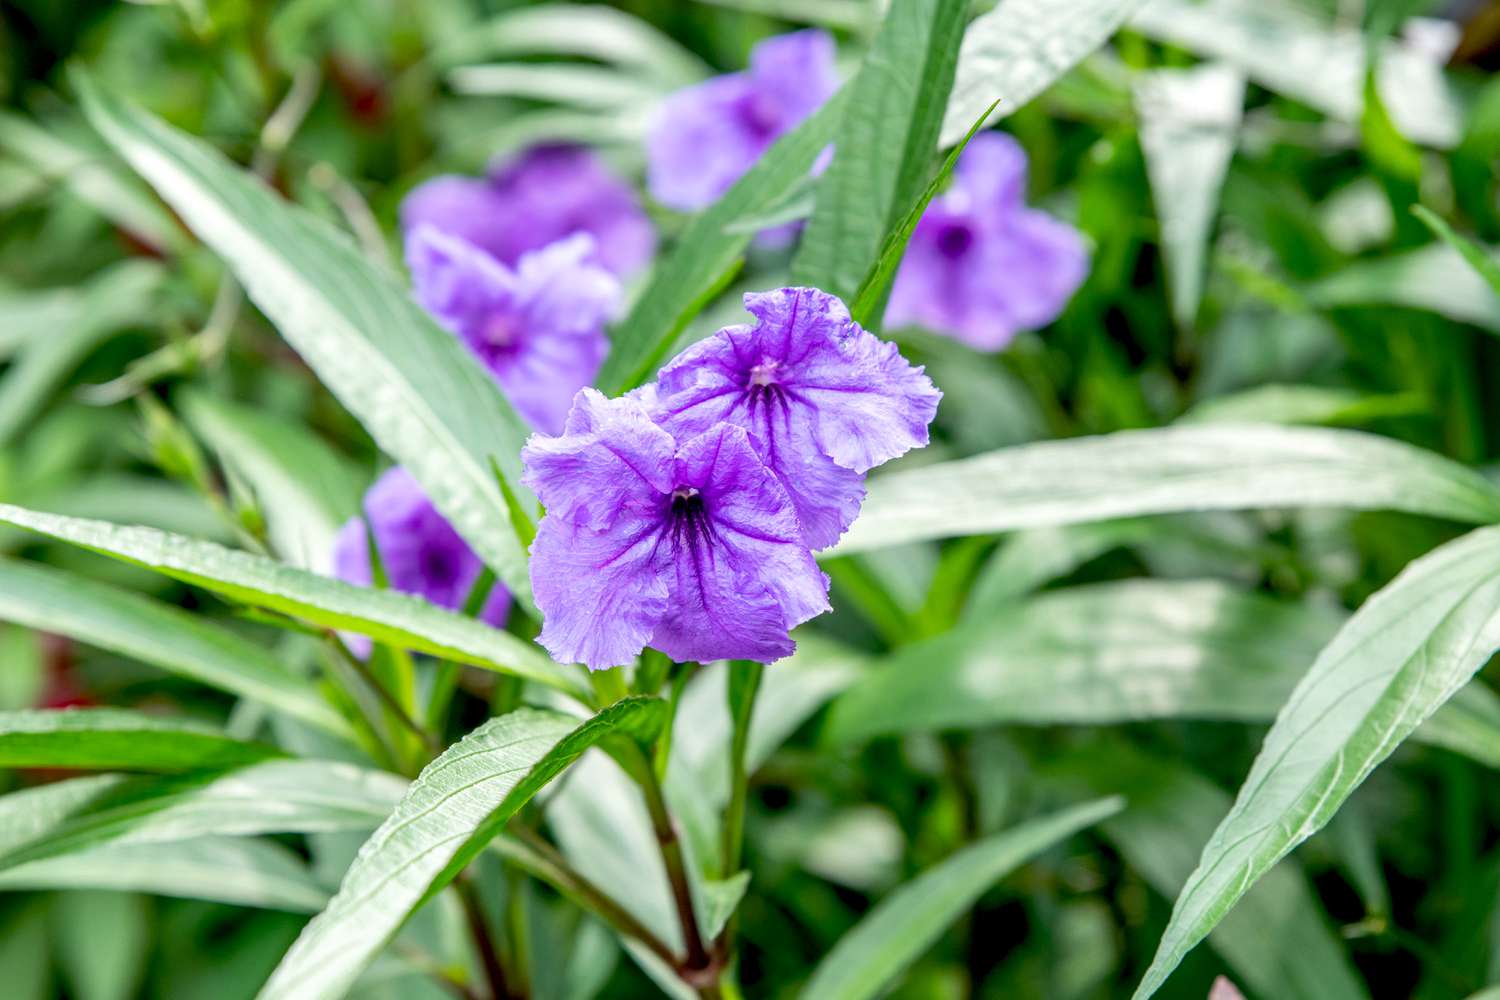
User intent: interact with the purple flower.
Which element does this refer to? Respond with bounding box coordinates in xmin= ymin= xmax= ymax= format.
xmin=334 ymin=467 xmax=509 ymax=657
xmin=407 ymin=227 xmax=619 ymax=434
xmin=650 ymin=287 xmax=940 ymax=551
xmin=522 ymin=390 xmax=830 ymax=669
xmin=885 ymin=132 xmax=1089 ymax=351
xmin=400 ymin=144 xmax=655 ymax=277
xmin=647 ymin=30 xmax=838 ymax=212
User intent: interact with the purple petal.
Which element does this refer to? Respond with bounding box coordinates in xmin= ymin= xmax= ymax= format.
xmin=746 ymin=29 xmax=839 ymax=135
xmin=649 ymin=423 xmax=829 ymax=663
xmin=521 ymin=388 xmax=677 ymax=531
xmin=954 ymin=131 xmax=1028 ymax=215
xmin=530 ymin=508 xmax=672 ymax=670
xmin=399 ymin=176 xmax=513 ymax=263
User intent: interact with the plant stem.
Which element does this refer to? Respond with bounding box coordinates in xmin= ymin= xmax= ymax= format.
xmin=457 ymin=876 xmax=513 ymax=1000
xmin=720 ymin=660 xmax=762 ymax=879
xmin=639 ymin=759 xmax=712 ymax=973
xmin=496 ymin=828 xmax=679 ymax=969
xmin=329 ymin=637 xmax=438 ymax=756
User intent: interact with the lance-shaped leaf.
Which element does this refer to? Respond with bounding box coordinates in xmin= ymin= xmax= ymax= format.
xmin=792 ymin=0 xmax=966 ymax=302
xmin=259 ymin=698 xmax=665 ymax=1000
xmin=942 ymin=0 xmax=1149 ymax=146
xmin=802 ymin=797 xmax=1123 ymax=1000
xmin=0 ymin=709 xmax=282 ymax=771
xmin=1135 ymin=62 xmax=1244 ymax=329
xmin=0 ymin=505 xmax=585 ymax=698
xmin=74 ymin=71 xmax=537 ymax=607
xmin=595 ymin=88 xmax=850 ymax=394
xmin=1133 ymin=524 xmax=1500 ymax=998
xmin=836 ymin=424 xmax=1500 ymax=554
xmin=0 ymin=836 xmax=330 ymax=913
xmin=0 ymin=556 xmax=350 ymax=738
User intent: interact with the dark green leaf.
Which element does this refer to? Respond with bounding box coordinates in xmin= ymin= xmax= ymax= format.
xmin=0 ymin=709 xmax=282 ymax=771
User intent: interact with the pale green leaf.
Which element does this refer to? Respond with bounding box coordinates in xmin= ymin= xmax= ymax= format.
xmin=1309 ymin=241 xmax=1500 ymax=333
xmin=1413 ymin=206 xmax=1500 ymax=305
xmin=596 ymin=88 xmax=850 ymax=394
xmin=0 ymin=708 xmax=282 ymax=771
xmin=942 ymin=0 xmax=1148 ymax=146
xmin=76 ymin=72 xmax=538 ymax=607
xmin=1133 ymin=524 xmax=1500 ymax=998
xmin=792 ymin=0 xmax=967 ymax=302
xmin=0 ymin=836 xmax=330 ymax=912
xmin=836 ymin=424 xmax=1500 ymax=554
xmin=699 ymin=871 xmax=750 ymax=941
xmin=180 ymin=390 xmax=365 ymax=572
xmin=0 ymin=504 xmax=586 ymax=698
xmin=1180 ymin=384 xmax=1425 ymax=427
xmin=446 ymin=63 xmax=665 ymax=107
xmin=259 ymin=698 xmax=665 ymax=1000
xmin=1136 ymin=62 xmax=1244 ymax=329
xmin=53 ymin=890 xmax=149 ymax=1000
xmin=801 ymin=797 xmax=1124 ymax=1000
xmin=0 ymin=556 xmax=350 ymax=738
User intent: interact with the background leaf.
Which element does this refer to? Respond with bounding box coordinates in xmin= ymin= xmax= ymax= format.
xmin=0 ymin=708 xmax=282 ymax=771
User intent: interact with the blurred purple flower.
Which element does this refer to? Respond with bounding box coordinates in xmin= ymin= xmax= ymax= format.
xmin=651 ymin=287 xmax=940 ymax=551
xmin=885 ymin=132 xmax=1089 ymax=351
xmin=647 ymin=30 xmax=838 ymax=212
xmin=334 ymin=467 xmax=508 ymax=658
xmin=522 ymin=389 xmax=829 ymax=669
xmin=400 ymin=144 xmax=655 ymax=277
xmin=407 ymin=227 xmax=619 ymax=434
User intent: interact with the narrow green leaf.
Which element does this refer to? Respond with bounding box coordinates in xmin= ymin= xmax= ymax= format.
xmin=180 ymin=390 xmax=365 ymax=572
xmin=830 ymin=578 xmax=1499 ymax=767
xmin=942 ymin=0 xmax=1148 ymax=146
xmin=1135 ymin=62 xmax=1244 ymax=329
xmin=699 ymin=871 xmax=750 ymax=940
xmin=596 ymin=88 xmax=850 ymax=394
xmin=1180 ymin=384 xmax=1426 ymax=427
xmin=259 ymin=698 xmax=665 ymax=1000
xmin=1131 ymin=0 xmax=1461 ymax=148
xmin=0 ymin=836 xmax=330 ymax=912
xmin=0 ymin=762 xmax=404 ymax=869
xmin=0 ymin=556 xmax=350 ymax=738
xmin=848 ymin=99 xmax=998 ymax=328
xmin=0 ymin=505 xmax=586 ymax=698
xmin=792 ymin=0 xmax=967 ymax=302
xmin=1414 ymin=205 xmax=1500 ymax=300
xmin=1308 ymin=240 xmax=1500 ymax=334
xmin=801 ymin=797 xmax=1123 ymax=1000
xmin=0 ymin=708 xmax=282 ymax=771
xmin=74 ymin=71 xmax=538 ymax=607
xmin=1050 ymin=741 xmax=1369 ymax=1000
xmin=1133 ymin=524 xmax=1500 ymax=998
xmin=53 ymin=890 xmax=149 ymax=1000
xmin=836 ymin=424 xmax=1500 ymax=554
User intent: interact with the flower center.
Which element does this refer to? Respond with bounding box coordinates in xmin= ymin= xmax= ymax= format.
xmin=419 ymin=546 xmax=459 ymax=586
xmin=668 ymin=486 xmax=712 ymax=549
xmin=748 ymin=359 xmax=780 ymax=387
xmin=934 ymin=221 xmax=975 ymax=259
xmin=481 ymin=312 xmax=521 ymax=350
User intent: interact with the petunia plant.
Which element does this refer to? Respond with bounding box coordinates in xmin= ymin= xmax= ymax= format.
xmin=3 ymin=2 xmax=1500 ymax=1000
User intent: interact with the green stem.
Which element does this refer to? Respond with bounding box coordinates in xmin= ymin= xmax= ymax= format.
xmin=639 ymin=760 xmax=712 ymax=974
xmin=720 ymin=661 xmax=762 ymax=879
xmin=456 ymin=876 xmax=514 ymax=1000
xmin=329 ymin=637 xmax=437 ymax=757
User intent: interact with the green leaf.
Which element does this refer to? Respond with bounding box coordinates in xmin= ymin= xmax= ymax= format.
xmin=447 ymin=63 xmax=665 ymax=108
xmin=1179 ymin=384 xmax=1426 ymax=427
xmin=0 ymin=556 xmax=350 ymax=738
xmin=0 ymin=836 xmax=331 ymax=913
xmin=836 ymin=424 xmax=1500 ymax=554
xmin=801 ymin=797 xmax=1124 ymax=1000
xmin=0 ymin=505 xmax=586 ymax=698
xmin=0 ymin=761 xmax=404 ymax=869
xmin=258 ymin=698 xmax=665 ymax=1000
xmin=1049 ymin=740 xmax=1369 ymax=1000
xmin=1131 ymin=0 xmax=1461 ymax=148
xmin=963 ymin=519 xmax=1161 ymax=617
xmin=1135 ymin=63 xmax=1244 ymax=329
xmin=829 ymin=578 xmax=1499 ymax=767
xmin=848 ymin=99 xmax=998 ymax=329
xmin=699 ymin=871 xmax=750 ymax=940
xmin=595 ymin=88 xmax=850 ymax=394
xmin=1413 ymin=205 xmax=1500 ymax=301
xmin=0 ymin=261 xmax=162 ymax=447
xmin=53 ymin=890 xmax=149 ymax=1000
xmin=0 ymin=708 xmax=283 ymax=771
xmin=942 ymin=0 xmax=1149 ymax=146
xmin=791 ymin=0 xmax=967 ymax=303
xmin=1308 ymin=241 xmax=1500 ymax=334
xmin=180 ymin=390 xmax=365 ymax=572
xmin=74 ymin=72 xmax=538 ymax=608
xmin=1133 ymin=524 xmax=1500 ymax=998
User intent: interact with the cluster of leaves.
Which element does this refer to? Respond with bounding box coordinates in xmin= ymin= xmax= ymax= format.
xmin=2 ymin=0 xmax=1500 ymax=998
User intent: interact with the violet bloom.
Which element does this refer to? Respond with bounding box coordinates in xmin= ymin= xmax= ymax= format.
xmin=885 ymin=132 xmax=1089 ymax=351
xmin=523 ymin=390 xmax=829 ymax=669
xmin=334 ymin=467 xmax=508 ymax=657
xmin=400 ymin=144 xmax=655 ymax=277
xmin=647 ymin=30 xmax=838 ymax=212
xmin=407 ymin=227 xmax=619 ymax=434
xmin=651 ymin=287 xmax=940 ymax=551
